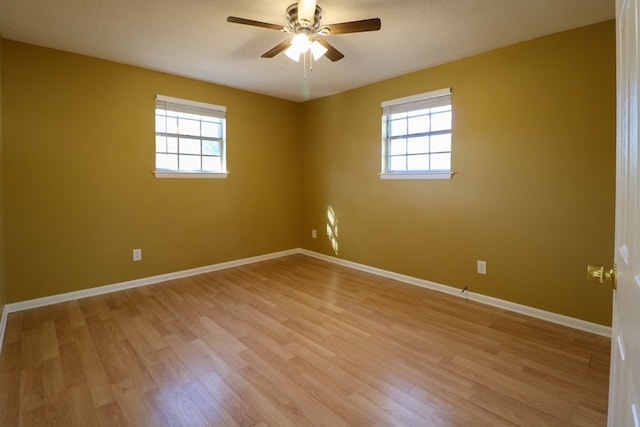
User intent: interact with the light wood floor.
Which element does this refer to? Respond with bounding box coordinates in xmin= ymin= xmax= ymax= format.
xmin=0 ymin=254 xmax=610 ymax=426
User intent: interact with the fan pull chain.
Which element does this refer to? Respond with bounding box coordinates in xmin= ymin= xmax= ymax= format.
xmin=303 ymin=50 xmax=314 ymax=80
xmin=299 ymin=50 xmax=315 ymax=81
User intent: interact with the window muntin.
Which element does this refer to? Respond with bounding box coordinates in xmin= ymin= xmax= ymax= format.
xmin=155 ymin=95 xmax=227 ymax=176
xmin=381 ymin=89 xmax=452 ymax=178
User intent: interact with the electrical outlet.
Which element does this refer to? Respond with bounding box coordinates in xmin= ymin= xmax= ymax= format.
xmin=477 ymin=260 xmax=487 ymax=275
xmin=312 ymin=229 xmax=317 ymax=239
xmin=133 ymin=248 xmax=142 ymax=262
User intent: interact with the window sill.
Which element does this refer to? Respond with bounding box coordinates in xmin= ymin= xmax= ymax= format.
xmin=154 ymin=171 xmax=229 ymax=179
xmin=379 ymin=172 xmax=453 ymax=180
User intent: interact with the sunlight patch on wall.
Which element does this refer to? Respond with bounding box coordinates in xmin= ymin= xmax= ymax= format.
xmin=327 ymin=206 xmax=339 ymax=255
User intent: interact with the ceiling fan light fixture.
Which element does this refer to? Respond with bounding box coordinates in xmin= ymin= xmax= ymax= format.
xmin=285 ymin=33 xmax=327 ymax=62
xmin=285 ymin=33 xmax=314 ymax=61
xmin=310 ymin=40 xmax=327 ymax=60
xmin=284 ymin=47 xmax=301 ymax=62
xmin=285 ymin=35 xmax=326 ymax=63
xmin=291 ymin=33 xmax=310 ymax=52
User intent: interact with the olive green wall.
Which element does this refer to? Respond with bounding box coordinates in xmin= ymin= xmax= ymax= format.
xmin=2 ymin=41 xmax=301 ymax=303
xmin=0 ymin=21 xmax=616 ymax=327
xmin=300 ymin=21 xmax=616 ymax=326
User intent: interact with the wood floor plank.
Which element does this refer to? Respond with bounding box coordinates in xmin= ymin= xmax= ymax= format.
xmin=66 ymin=384 xmax=100 ymax=426
xmin=145 ymin=362 xmax=210 ymax=427
xmin=41 ymin=357 xmax=66 ymax=402
xmin=470 ymin=383 xmax=566 ymax=426
xmin=0 ymin=254 xmax=610 ymax=426
xmin=443 ymin=355 xmax=579 ymax=421
xmin=19 ymin=330 xmax=42 ymax=369
xmin=182 ymin=376 xmax=242 ymax=427
xmin=78 ymin=347 xmax=116 ymax=408
xmin=19 ymin=365 xmax=45 ymax=414
xmin=0 ymin=370 xmax=20 ymax=426
xmin=192 ymin=371 xmax=261 ymax=426
xmin=112 ymin=379 xmax=167 ymax=427
xmin=41 ymin=320 xmax=60 ymax=361
xmin=43 ymin=393 xmax=72 ymax=426
xmin=96 ymin=400 xmax=127 ymax=427
xmin=111 ymin=340 xmax=157 ymax=394
xmin=59 ymin=342 xmax=86 ymax=389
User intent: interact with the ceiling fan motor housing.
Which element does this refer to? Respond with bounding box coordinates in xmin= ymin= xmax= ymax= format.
xmin=286 ymin=3 xmax=323 ymax=31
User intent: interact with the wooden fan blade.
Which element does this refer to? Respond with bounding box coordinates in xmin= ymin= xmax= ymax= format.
xmin=226 ymin=16 xmax=284 ymax=31
xmin=261 ymin=39 xmax=293 ymax=58
xmin=325 ymin=18 xmax=381 ymax=35
xmin=314 ymin=38 xmax=344 ymax=62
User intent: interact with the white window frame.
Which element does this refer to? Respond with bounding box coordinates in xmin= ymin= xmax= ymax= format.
xmin=380 ymin=88 xmax=453 ymax=180
xmin=154 ymin=95 xmax=228 ymax=179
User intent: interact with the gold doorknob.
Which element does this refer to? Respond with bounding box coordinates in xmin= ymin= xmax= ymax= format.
xmin=587 ymin=264 xmax=617 ymax=290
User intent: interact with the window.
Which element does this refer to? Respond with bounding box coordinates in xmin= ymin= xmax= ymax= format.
xmin=155 ymin=95 xmax=227 ymax=178
xmin=380 ymin=88 xmax=452 ymax=180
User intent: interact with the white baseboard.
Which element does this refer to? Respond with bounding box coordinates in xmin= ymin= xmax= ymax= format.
xmin=0 ymin=247 xmax=610 ymax=356
xmin=4 ymin=248 xmax=299 ymax=315
xmin=300 ymin=249 xmax=611 ymax=337
xmin=0 ymin=304 xmax=7 ymax=354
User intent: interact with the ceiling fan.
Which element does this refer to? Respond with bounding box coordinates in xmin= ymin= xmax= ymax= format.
xmin=227 ymin=0 xmax=381 ymax=63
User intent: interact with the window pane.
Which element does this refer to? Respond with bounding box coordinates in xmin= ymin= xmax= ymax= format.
xmin=202 ymin=121 xmax=221 ymax=138
xmin=431 ymin=153 xmax=451 ymax=170
xmin=178 ymin=117 xmax=200 ymax=136
xmin=390 ymin=112 xmax=407 ymax=120
xmin=407 ymin=136 xmax=428 ymax=154
xmin=167 ymin=137 xmax=178 ymax=154
xmin=389 ymin=138 xmax=407 ymax=155
xmin=166 ymin=115 xmax=178 ymax=134
xmin=430 ymin=134 xmax=451 ymax=153
xmin=202 ymin=156 xmax=221 ymax=172
xmin=155 ymin=115 xmax=166 ymax=133
xmin=179 ymin=138 xmax=201 ymax=155
xmin=431 ymin=111 xmax=452 ymax=132
xmin=407 ymin=154 xmax=429 ymax=171
xmin=408 ymin=115 xmax=429 ymax=134
xmin=156 ymin=135 xmax=167 ymax=153
xmin=390 ymin=118 xmax=407 ymax=136
xmin=179 ymin=155 xmax=201 ymax=171
xmin=389 ymin=156 xmax=407 ymax=172
xmin=203 ymin=140 xmax=221 ymax=156
xmin=157 ymin=153 xmax=178 ymax=170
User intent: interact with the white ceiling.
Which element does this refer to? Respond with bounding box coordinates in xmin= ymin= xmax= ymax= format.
xmin=0 ymin=0 xmax=614 ymax=102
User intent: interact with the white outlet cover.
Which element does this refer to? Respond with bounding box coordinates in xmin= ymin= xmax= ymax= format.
xmin=477 ymin=260 xmax=487 ymax=275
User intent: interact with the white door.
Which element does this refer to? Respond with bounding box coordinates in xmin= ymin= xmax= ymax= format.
xmin=610 ymin=0 xmax=640 ymax=425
